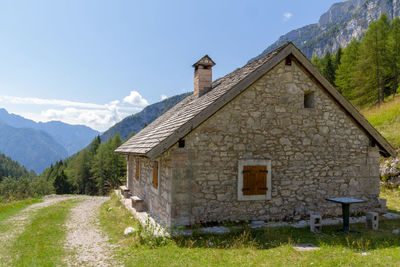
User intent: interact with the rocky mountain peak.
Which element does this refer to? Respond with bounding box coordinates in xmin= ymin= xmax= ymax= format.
xmin=251 ymin=0 xmax=400 ymax=61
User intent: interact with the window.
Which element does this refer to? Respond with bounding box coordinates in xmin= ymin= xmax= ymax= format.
xmin=135 ymin=157 xmax=140 ymax=181
xmin=304 ymin=92 xmax=314 ymax=108
xmin=151 ymin=160 xmax=160 ymax=194
xmin=178 ymin=139 xmax=185 ymax=148
xmin=152 ymin=161 xmax=158 ymax=189
xmin=238 ymin=159 xmax=271 ymax=201
xmin=285 ymin=56 xmax=292 ymax=66
xmin=242 ymin=166 xmax=268 ymax=195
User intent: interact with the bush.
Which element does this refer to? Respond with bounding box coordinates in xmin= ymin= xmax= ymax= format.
xmin=0 ymin=176 xmax=54 ymax=201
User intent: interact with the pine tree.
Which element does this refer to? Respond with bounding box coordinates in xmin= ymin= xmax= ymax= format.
xmin=321 ymin=52 xmax=336 ymax=85
xmin=54 ymin=170 xmax=71 ymax=194
xmin=334 ymin=47 xmax=342 ymax=71
xmin=88 ymin=135 xmax=101 ymax=155
xmin=109 ymin=134 xmax=126 ymax=187
xmin=335 ymin=39 xmax=361 ymax=99
xmin=353 ymin=14 xmax=390 ymax=106
xmin=91 ymin=142 xmax=109 ymax=195
xmin=388 ymin=17 xmax=400 ymax=98
xmin=68 ymin=149 xmax=93 ymax=194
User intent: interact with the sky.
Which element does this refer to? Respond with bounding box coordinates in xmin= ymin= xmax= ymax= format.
xmin=0 ymin=0 xmax=339 ymax=132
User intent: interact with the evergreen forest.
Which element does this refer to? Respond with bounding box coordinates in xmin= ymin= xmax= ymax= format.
xmin=312 ymin=14 xmax=400 ymax=107
xmin=0 ymin=134 xmax=126 ymax=200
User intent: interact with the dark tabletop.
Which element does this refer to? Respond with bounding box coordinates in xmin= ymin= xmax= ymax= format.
xmin=325 ymin=197 xmax=365 ymax=204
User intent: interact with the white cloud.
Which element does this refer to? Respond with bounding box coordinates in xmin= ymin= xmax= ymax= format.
xmin=161 ymin=94 xmax=168 ymax=100
xmin=39 ymin=107 xmax=131 ymax=132
xmin=283 ymin=12 xmax=293 ymax=22
xmin=123 ymin=90 xmax=149 ymax=106
xmin=0 ymin=94 xmax=145 ymax=132
xmin=0 ymin=95 xmax=104 ymax=109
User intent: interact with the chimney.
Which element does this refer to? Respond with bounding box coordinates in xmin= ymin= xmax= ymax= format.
xmin=192 ymin=55 xmax=216 ymax=96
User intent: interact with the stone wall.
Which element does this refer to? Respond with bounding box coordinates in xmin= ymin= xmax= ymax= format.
xmin=126 ymin=155 xmax=172 ymax=226
xmin=165 ymin=59 xmax=381 ymax=225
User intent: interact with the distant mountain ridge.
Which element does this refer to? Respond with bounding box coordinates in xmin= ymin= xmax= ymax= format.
xmin=252 ymin=0 xmax=400 ymax=60
xmin=0 ymin=122 xmax=68 ymax=173
xmin=101 ymin=93 xmax=190 ymax=142
xmin=0 ymin=108 xmax=99 ymax=173
xmin=0 ymin=109 xmax=99 ymax=155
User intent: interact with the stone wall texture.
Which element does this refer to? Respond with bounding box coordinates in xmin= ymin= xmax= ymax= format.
xmin=127 ymin=155 xmax=172 ymax=226
xmin=127 ymin=59 xmax=381 ymax=226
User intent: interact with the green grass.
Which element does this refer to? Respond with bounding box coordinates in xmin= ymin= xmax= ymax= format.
xmin=0 ymin=198 xmax=41 ymax=224
xmin=99 ymin=192 xmax=400 ymax=267
xmin=380 ymin=187 xmax=400 ymax=214
xmin=1 ymin=199 xmax=79 ymax=267
xmin=361 ymin=95 xmax=400 ymax=148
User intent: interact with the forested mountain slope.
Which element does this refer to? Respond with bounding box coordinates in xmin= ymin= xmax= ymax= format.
xmin=0 ymin=152 xmax=35 ymax=180
xmin=101 ymin=92 xmax=190 ymax=141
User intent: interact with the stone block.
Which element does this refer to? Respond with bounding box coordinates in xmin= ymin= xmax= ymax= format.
xmin=131 ymin=196 xmax=146 ymax=212
xmin=120 ymin=185 xmax=130 ymax=198
xmin=366 ymin=212 xmax=378 ymax=230
xmin=378 ymin=198 xmax=387 ymax=213
xmin=310 ymin=214 xmax=322 ymax=234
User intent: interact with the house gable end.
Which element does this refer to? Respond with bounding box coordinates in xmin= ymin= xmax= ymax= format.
xmin=145 ymin=44 xmax=293 ymax=159
xmin=145 ymin=43 xmax=396 ymax=159
xmin=289 ymin=46 xmax=396 ymax=157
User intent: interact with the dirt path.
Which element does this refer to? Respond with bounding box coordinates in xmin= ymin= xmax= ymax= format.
xmin=63 ymin=196 xmax=116 ymax=267
xmin=0 ymin=195 xmax=77 ymax=260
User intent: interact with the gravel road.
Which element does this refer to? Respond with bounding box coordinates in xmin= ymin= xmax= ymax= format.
xmin=63 ymin=196 xmax=116 ymax=266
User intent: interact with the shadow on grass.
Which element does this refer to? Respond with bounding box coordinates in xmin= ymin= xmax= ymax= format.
xmin=387 ymin=208 xmax=400 ymax=215
xmin=171 ymin=218 xmax=400 ymax=252
xmin=104 ymin=191 xmax=400 ymax=255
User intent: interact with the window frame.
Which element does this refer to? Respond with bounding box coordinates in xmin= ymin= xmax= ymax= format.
xmin=151 ymin=160 xmax=160 ymax=195
xmin=237 ymin=159 xmax=271 ymax=201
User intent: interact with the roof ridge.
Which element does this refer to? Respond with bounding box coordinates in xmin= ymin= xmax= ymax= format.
xmin=210 ymin=42 xmax=292 ymax=91
xmin=116 ymin=42 xmax=396 ymax=158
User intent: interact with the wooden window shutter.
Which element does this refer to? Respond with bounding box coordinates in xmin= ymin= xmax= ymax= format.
xmin=255 ymin=166 xmax=268 ymax=195
xmin=135 ymin=158 xmax=139 ymax=181
xmin=242 ymin=165 xmax=267 ymax=195
xmin=242 ymin=166 xmax=252 ymax=195
xmin=152 ymin=161 xmax=158 ymax=189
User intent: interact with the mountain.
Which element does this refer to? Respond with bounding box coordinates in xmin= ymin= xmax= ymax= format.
xmin=0 ymin=122 xmax=68 ymax=173
xmin=0 ymin=108 xmax=99 ymax=155
xmin=252 ymin=0 xmax=400 ymax=60
xmin=0 ymin=152 xmax=34 ymax=179
xmin=101 ymin=93 xmax=190 ymax=142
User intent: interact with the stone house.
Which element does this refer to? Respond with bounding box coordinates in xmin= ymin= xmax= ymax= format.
xmin=115 ymin=42 xmax=396 ymax=226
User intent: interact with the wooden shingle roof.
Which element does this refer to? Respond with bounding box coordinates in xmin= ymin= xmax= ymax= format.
xmin=115 ymin=42 xmax=396 ymax=158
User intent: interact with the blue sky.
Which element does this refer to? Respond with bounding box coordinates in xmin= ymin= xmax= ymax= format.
xmin=0 ymin=0 xmax=338 ymax=131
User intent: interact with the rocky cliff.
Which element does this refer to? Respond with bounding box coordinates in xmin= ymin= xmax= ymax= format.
xmin=252 ymin=0 xmax=400 ymax=60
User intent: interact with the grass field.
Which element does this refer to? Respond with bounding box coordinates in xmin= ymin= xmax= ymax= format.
xmin=100 ymin=190 xmax=400 ymax=267
xmin=0 ymin=198 xmax=41 ymax=224
xmin=0 ymin=199 xmax=79 ymax=267
xmin=361 ymin=95 xmax=400 ymax=147
xmin=0 ymin=189 xmax=398 ymax=266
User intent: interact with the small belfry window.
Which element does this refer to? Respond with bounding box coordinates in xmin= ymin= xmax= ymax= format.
xmin=238 ymin=159 xmax=271 ymax=201
xmin=152 ymin=161 xmax=158 ymax=189
xmin=304 ymin=92 xmax=315 ymax=108
xmin=135 ymin=157 xmax=140 ymax=181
